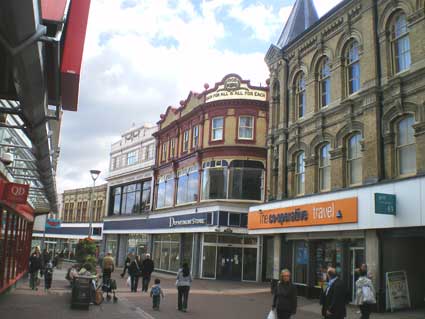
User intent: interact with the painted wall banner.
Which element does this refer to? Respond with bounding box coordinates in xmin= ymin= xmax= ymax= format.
xmin=386 ymin=271 xmax=411 ymax=311
xmin=248 ymin=197 xmax=358 ymax=230
xmin=205 ymin=76 xmax=267 ymax=103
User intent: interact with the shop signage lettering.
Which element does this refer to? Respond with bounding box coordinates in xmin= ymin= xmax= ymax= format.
xmin=205 ymin=76 xmax=267 ymax=103
xmin=248 ymin=197 xmax=358 ymax=230
xmin=0 ymin=181 xmax=30 ymax=204
xmin=169 ymin=217 xmax=207 ymax=228
xmin=46 ymin=218 xmax=61 ymax=229
xmin=375 ymin=193 xmax=396 ymax=215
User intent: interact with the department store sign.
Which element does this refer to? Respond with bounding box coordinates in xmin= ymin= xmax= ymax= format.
xmin=205 ymin=76 xmax=267 ymax=103
xmin=248 ymin=197 xmax=358 ymax=230
xmin=169 ymin=216 xmax=207 ymax=228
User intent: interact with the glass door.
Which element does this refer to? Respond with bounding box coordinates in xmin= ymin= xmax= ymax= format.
xmin=349 ymin=247 xmax=365 ymax=302
xmin=216 ymin=247 xmax=242 ymax=281
xmin=202 ymin=246 xmax=217 ymax=279
xmin=243 ymin=248 xmax=257 ymax=281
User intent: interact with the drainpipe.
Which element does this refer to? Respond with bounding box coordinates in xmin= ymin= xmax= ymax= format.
xmin=372 ymin=0 xmax=386 ymax=312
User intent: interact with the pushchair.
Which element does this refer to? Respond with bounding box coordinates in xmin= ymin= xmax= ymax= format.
xmin=101 ymin=271 xmax=118 ymax=302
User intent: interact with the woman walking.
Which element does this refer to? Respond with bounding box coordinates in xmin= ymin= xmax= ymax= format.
xmin=355 ymin=268 xmax=376 ymax=319
xmin=128 ymin=255 xmax=142 ymax=292
xmin=176 ymin=263 xmax=192 ymax=312
xmin=272 ymin=269 xmax=297 ymax=319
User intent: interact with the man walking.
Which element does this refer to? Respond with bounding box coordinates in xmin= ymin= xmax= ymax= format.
xmin=323 ymin=267 xmax=347 ymax=319
xmin=141 ymin=253 xmax=154 ymax=292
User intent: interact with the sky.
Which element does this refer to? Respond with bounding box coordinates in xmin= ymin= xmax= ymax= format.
xmin=56 ymin=0 xmax=342 ymax=194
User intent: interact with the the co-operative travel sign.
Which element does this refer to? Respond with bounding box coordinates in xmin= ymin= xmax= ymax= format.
xmin=248 ymin=197 xmax=358 ymax=230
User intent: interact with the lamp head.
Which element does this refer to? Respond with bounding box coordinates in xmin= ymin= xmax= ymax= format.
xmin=90 ymin=169 xmax=101 ymax=181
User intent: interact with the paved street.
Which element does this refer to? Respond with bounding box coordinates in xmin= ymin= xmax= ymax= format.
xmin=0 ymin=268 xmax=424 ymax=319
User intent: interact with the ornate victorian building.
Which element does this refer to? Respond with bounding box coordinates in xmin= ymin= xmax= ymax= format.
xmin=249 ymin=0 xmax=425 ymax=309
xmin=148 ymin=74 xmax=268 ymax=281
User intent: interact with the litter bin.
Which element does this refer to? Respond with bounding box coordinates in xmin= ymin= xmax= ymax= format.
xmin=71 ymin=276 xmax=92 ymax=309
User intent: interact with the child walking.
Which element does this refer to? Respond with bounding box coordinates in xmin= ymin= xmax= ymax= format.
xmin=150 ymin=278 xmax=164 ymax=310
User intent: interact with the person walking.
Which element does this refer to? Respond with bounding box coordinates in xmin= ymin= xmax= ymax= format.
xmin=44 ymin=261 xmax=54 ymax=291
xmin=102 ymin=252 xmax=115 ymax=284
xmin=141 ymin=253 xmax=154 ymax=292
xmin=121 ymin=253 xmax=132 ymax=278
xmin=29 ymin=249 xmax=42 ymax=290
xmin=355 ymin=268 xmax=376 ymax=319
xmin=272 ymin=269 xmax=297 ymax=319
xmin=128 ymin=255 xmax=142 ymax=292
xmin=323 ymin=267 xmax=347 ymax=319
xmin=176 ymin=263 xmax=192 ymax=312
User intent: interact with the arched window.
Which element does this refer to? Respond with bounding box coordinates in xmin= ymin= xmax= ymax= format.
xmin=391 ymin=13 xmax=411 ymax=73
xmin=347 ymin=133 xmax=362 ymax=185
xmin=318 ymin=58 xmax=331 ymax=108
xmin=345 ymin=41 xmax=361 ymax=95
xmin=319 ymin=143 xmax=331 ymax=191
xmin=295 ymin=152 xmax=305 ymax=195
xmin=295 ymin=72 xmax=306 ymax=119
xmin=397 ymin=115 xmax=416 ymax=175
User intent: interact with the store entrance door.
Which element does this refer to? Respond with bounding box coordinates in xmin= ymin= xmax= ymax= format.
xmin=216 ymin=247 xmax=242 ymax=281
xmin=349 ymin=247 xmax=365 ymax=302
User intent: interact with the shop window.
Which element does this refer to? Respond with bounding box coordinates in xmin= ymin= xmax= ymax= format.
xmin=203 ymin=234 xmax=217 ymax=243
xmin=319 ymin=143 xmax=331 ymax=191
xmin=294 ymin=72 xmax=306 ymax=119
xmin=156 ymin=174 xmax=174 ymax=208
xmin=396 ymin=115 xmax=416 ymax=176
xmin=152 ymin=234 xmax=181 ymax=272
xmin=110 ymin=180 xmax=151 ymax=215
xmin=318 ymin=57 xmax=331 ymax=108
xmin=192 ymin=125 xmax=199 ymax=148
xmin=177 ymin=166 xmax=199 ymax=204
xmin=201 ymin=161 xmax=228 ymax=200
xmin=212 ymin=117 xmax=224 ymax=141
xmin=238 ymin=116 xmax=254 ymax=140
xmin=391 ymin=12 xmax=411 ymax=74
xmin=345 ymin=40 xmax=361 ymax=95
xmin=347 ymin=133 xmax=362 ymax=185
xmin=295 ymin=152 xmax=305 ymax=195
xmin=228 ymin=160 xmax=264 ymax=201
xmin=293 ymin=241 xmax=308 ymax=285
xmin=229 ymin=213 xmax=241 ymax=227
xmin=127 ymin=234 xmax=148 ymax=256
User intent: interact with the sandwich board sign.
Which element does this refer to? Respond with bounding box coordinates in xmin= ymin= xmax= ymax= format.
xmin=385 ymin=271 xmax=411 ymax=312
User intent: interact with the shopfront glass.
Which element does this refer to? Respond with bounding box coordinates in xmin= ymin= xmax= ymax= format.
xmin=293 ymin=240 xmax=308 ymax=284
xmin=152 ymin=234 xmax=181 ymax=272
xmin=105 ymin=235 xmax=118 ymax=258
xmin=127 ymin=234 xmax=148 ymax=256
xmin=202 ymin=234 xmax=258 ymax=281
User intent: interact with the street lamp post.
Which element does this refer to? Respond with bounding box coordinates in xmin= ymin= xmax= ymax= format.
xmin=88 ymin=169 xmax=101 ymax=238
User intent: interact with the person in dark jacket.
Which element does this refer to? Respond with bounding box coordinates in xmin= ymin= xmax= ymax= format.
xmin=120 ymin=253 xmax=132 ymax=278
xmin=272 ymin=269 xmax=297 ymax=319
xmin=44 ymin=261 xmax=54 ymax=290
xmin=29 ymin=249 xmax=42 ymax=290
xmin=128 ymin=255 xmax=142 ymax=292
xmin=141 ymin=253 xmax=154 ymax=292
xmin=323 ymin=267 xmax=347 ymax=319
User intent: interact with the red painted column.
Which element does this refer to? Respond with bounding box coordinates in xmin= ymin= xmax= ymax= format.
xmin=6 ymin=214 xmax=15 ymax=283
xmin=1 ymin=212 xmax=10 ymax=286
xmin=15 ymin=218 xmax=23 ymax=277
xmin=0 ymin=210 xmax=3 ymax=290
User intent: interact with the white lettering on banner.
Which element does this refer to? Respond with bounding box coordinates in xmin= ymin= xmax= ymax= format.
xmin=169 ymin=217 xmax=207 ymax=228
xmin=312 ymin=202 xmax=335 ymax=220
xmin=11 ymin=185 xmax=26 ymax=196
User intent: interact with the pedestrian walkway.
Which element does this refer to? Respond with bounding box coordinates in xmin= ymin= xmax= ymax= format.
xmin=0 ymin=267 xmax=423 ymax=319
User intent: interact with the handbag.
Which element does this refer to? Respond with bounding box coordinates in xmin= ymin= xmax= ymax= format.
xmin=126 ymin=276 xmax=131 ymax=287
xmin=266 ymin=309 xmax=276 ymax=319
xmin=94 ymin=289 xmax=104 ymax=305
xmin=362 ymin=285 xmax=376 ymax=304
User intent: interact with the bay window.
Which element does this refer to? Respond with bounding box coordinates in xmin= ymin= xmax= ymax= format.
xmin=156 ymin=174 xmax=174 ymax=208
xmin=177 ymin=166 xmax=199 ymax=204
xmin=202 ymin=161 xmax=228 ymax=200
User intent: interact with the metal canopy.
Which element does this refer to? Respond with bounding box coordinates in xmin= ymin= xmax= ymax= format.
xmin=0 ymin=0 xmax=63 ymax=214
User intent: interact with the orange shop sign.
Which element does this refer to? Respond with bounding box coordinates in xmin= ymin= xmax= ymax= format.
xmin=248 ymin=197 xmax=358 ymax=230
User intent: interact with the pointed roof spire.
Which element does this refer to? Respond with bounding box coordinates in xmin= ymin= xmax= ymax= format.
xmin=276 ymin=0 xmax=319 ymax=48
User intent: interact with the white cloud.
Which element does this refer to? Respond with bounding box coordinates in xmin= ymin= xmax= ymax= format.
xmin=56 ymin=0 xmax=344 ymax=193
